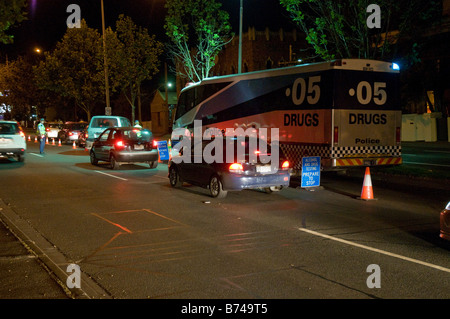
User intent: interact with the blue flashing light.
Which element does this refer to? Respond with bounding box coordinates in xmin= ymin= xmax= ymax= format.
xmin=392 ymin=63 xmax=400 ymax=71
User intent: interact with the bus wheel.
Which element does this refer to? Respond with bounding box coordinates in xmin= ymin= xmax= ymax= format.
xmin=209 ymin=175 xmax=227 ymax=199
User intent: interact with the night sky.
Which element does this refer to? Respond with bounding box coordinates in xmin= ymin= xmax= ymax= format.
xmin=1 ymin=0 xmax=295 ymax=59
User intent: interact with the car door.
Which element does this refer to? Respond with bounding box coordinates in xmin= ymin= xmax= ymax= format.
xmin=95 ymin=129 xmax=112 ymax=160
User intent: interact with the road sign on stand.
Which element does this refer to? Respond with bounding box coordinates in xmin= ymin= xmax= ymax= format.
xmin=301 ymin=156 xmax=321 ymax=188
xmin=157 ymin=140 xmax=169 ymax=161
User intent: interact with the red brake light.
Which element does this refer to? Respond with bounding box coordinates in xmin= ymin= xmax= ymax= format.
xmin=153 ymin=140 xmax=158 ymax=147
xmin=19 ymin=131 xmax=25 ymax=138
xmin=229 ymin=163 xmax=243 ymax=173
xmin=254 ymin=150 xmax=260 ymax=155
xmin=115 ymin=140 xmax=124 ymax=148
xmin=69 ymin=132 xmax=73 ymax=136
xmin=282 ymin=161 xmax=290 ymax=169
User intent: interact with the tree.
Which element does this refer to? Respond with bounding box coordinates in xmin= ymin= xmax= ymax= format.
xmin=115 ymin=15 xmax=163 ymax=123
xmin=165 ymin=0 xmax=233 ymax=82
xmin=0 ymin=0 xmax=27 ymax=44
xmin=0 ymin=56 xmax=40 ymax=120
xmin=34 ymin=20 xmax=106 ymax=121
xmin=280 ymin=0 xmax=441 ymax=62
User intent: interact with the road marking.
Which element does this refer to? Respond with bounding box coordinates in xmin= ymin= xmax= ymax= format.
xmin=95 ymin=170 xmax=128 ymax=181
xmin=298 ymin=228 xmax=450 ymax=274
xmin=403 ymin=161 xmax=450 ymax=168
xmin=28 ymin=153 xmax=44 ymax=158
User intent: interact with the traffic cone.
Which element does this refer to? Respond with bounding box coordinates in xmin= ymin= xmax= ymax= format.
xmin=52 ymin=138 xmax=55 ymax=145
xmin=28 ymin=135 xmax=31 ymax=141
xmin=34 ymin=136 xmax=37 ymax=143
xmin=58 ymin=139 xmax=62 ymax=147
xmin=72 ymin=141 xmax=76 ymax=149
xmin=358 ymin=167 xmax=376 ymax=200
xmin=46 ymin=138 xmax=49 ymax=144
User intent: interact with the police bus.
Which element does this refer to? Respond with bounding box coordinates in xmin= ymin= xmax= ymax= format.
xmin=172 ymin=59 xmax=402 ymax=172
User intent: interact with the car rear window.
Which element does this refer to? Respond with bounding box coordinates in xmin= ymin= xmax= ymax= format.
xmin=69 ymin=124 xmax=86 ymax=130
xmin=0 ymin=123 xmax=20 ymax=135
xmin=121 ymin=129 xmax=152 ymax=142
xmin=91 ymin=118 xmax=118 ymax=128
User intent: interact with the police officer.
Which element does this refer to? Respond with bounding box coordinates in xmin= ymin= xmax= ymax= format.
xmin=37 ymin=118 xmax=47 ymax=154
xmin=134 ymin=120 xmax=142 ymax=128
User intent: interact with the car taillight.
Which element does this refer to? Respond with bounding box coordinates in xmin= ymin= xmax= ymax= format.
xmin=115 ymin=140 xmax=124 ymax=148
xmin=229 ymin=163 xmax=243 ymax=173
xmin=85 ymin=133 xmax=88 ymax=138
xmin=46 ymin=128 xmax=50 ymax=131
xmin=282 ymin=160 xmax=290 ymax=169
xmin=69 ymin=132 xmax=73 ymax=136
xmin=153 ymin=140 xmax=158 ymax=147
xmin=19 ymin=131 xmax=25 ymax=138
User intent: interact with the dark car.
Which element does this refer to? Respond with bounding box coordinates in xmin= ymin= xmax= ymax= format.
xmin=440 ymin=202 xmax=450 ymax=241
xmin=89 ymin=127 xmax=158 ymax=169
xmin=58 ymin=122 xmax=88 ymax=144
xmin=77 ymin=125 xmax=88 ymax=148
xmin=168 ymin=137 xmax=291 ymax=198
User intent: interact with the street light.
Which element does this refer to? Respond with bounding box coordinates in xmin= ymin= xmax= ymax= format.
xmin=238 ymin=0 xmax=243 ymax=74
xmin=101 ymin=0 xmax=111 ymax=115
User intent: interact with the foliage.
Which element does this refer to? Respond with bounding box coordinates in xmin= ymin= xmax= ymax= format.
xmin=165 ymin=0 xmax=233 ymax=82
xmin=280 ymin=0 xmax=441 ymax=63
xmin=114 ymin=15 xmax=163 ymax=123
xmin=33 ymin=20 xmax=105 ymax=121
xmin=0 ymin=0 xmax=27 ymax=44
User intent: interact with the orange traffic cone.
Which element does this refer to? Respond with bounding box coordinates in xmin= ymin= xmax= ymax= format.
xmin=34 ymin=136 xmax=37 ymax=143
xmin=72 ymin=141 xmax=76 ymax=149
xmin=358 ymin=167 xmax=376 ymax=200
xmin=46 ymin=138 xmax=49 ymax=144
xmin=58 ymin=139 xmax=62 ymax=147
xmin=52 ymin=138 xmax=55 ymax=145
xmin=28 ymin=135 xmax=31 ymax=141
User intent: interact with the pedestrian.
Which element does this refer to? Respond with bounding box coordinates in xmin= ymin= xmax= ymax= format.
xmin=37 ymin=118 xmax=47 ymax=154
xmin=134 ymin=120 xmax=142 ymax=129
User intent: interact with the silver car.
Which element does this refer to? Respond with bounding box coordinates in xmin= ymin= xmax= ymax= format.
xmin=85 ymin=116 xmax=131 ymax=150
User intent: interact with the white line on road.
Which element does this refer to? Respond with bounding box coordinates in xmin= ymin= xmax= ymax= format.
xmin=298 ymin=227 xmax=450 ymax=273
xmin=95 ymin=170 xmax=128 ymax=181
xmin=403 ymin=161 xmax=450 ymax=168
xmin=28 ymin=153 xmax=44 ymax=158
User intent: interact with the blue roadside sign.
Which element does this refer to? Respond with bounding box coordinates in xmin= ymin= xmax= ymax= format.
xmin=157 ymin=140 xmax=169 ymax=161
xmin=301 ymin=156 xmax=321 ymax=188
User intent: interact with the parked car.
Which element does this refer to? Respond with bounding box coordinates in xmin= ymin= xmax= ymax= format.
xmin=58 ymin=121 xmax=87 ymax=144
xmin=440 ymin=202 xmax=450 ymax=241
xmin=46 ymin=122 xmax=63 ymax=140
xmin=0 ymin=120 xmax=26 ymax=162
xmin=89 ymin=127 xmax=158 ymax=169
xmin=168 ymin=137 xmax=291 ymax=198
xmin=85 ymin=116 xmax=131 ymax=150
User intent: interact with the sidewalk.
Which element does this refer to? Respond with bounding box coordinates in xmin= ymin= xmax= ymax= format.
xmin=0 ymin=214 xmax=69 ymax=299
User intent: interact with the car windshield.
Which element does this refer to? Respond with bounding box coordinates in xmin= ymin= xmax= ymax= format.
xmin=91 ymin=118 xmax=118 ymax=128
xmin=0 ymin=123 xmax=20 ymax=135
xmin=121 ymin=128 xmax=152 ymax=142
xmin=48 ymin=123 xmax=61 ymax=128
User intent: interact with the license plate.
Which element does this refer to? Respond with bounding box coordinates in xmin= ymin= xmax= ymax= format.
xmin=134 ymin=144 xmax=144 ymax=150
xmin=256 ymin=165 xmax=272 ymax=173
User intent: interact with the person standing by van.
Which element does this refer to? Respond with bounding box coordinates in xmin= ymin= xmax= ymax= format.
xmin=134 ymin=120 xmax=142 ymax=128
xmin=37 ymin=118 xmax=47 ymax=154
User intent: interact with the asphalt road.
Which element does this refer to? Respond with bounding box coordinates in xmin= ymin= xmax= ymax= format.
xmin=0 ymin=139 xmax=449 ymax=302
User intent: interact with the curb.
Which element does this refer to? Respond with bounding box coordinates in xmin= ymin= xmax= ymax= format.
xmin=0 ymin=199 xmax=112 ymax=299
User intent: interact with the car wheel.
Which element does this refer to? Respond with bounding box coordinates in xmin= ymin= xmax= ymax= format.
xmin=90 ymin=151 xmax=98 ymax=165
xmin=264 ymin=186 xmax=283 ymax=193
xmin=149 ymin=161 xmax=158 ymax=169
xmin=169 ymin=166 xmax=182 ymax=187
xmin=110 ymin=155 xmax=120 ymax=170
xmin=209 ymin=175 xmax=227 ymax=198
